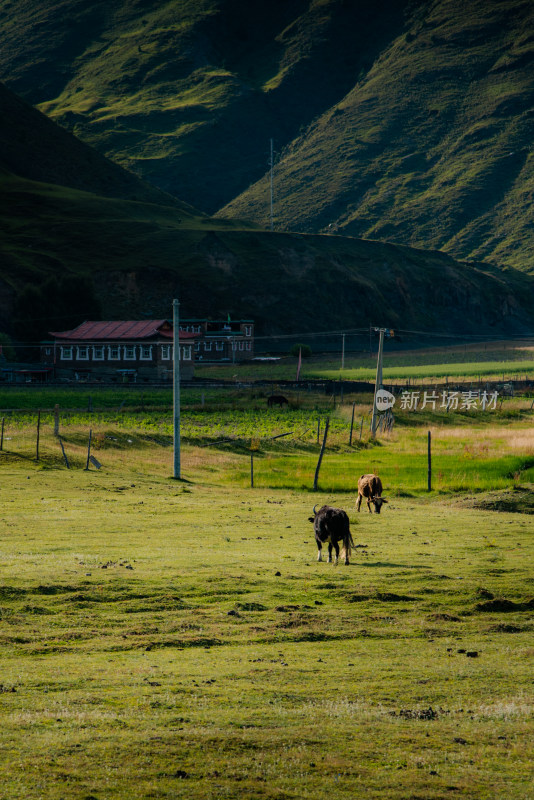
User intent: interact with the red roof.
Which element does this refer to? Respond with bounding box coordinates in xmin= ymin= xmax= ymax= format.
xmin=49 ymin=321 xmax=197 ymax=341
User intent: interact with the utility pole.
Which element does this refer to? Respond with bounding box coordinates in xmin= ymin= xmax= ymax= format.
xmin=371 ymin=327 xmax=386 ymax=436
xmin=269 ymin=138 xmax=274 ymax=231
xmin=173 ymin=298 xmax=181 ymax=479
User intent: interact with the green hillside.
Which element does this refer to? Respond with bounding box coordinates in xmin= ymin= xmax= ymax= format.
xmin=0 ymin=0 xmax=532 ymax=270
xmin=221 ymin=0 xmax=534 ymax=270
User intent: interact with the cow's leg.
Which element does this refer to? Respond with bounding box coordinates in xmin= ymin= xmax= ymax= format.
xmin=356 ymin=493 xmax=362 ymax=512
xmin=327 ymin=543 xmax=333 ymax=563
xmin=333 ymin=542 xmax=340 ymax=565
xmin=367 ymin=497 xmax=373 ymax=513
xmin=316 ymin=538 xmax=323 ymax=561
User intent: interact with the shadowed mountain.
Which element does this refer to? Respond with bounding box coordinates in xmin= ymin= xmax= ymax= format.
xmin=1 ymin=81 xmax=534 ymax=346
xmin=0 ymin=79 xmax=198 ymax=210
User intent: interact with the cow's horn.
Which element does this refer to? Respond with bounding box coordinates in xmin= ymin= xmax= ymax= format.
xmin=313 ymin=504 xmax=319 ymax=515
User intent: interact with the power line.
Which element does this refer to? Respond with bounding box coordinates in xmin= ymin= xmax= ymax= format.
xmin=4 ymin=326 xmax=534 ymax=348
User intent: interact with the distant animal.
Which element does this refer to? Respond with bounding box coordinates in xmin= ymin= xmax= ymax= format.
xmin=308 ymin=504 xmax=355 ymax=565
xmin=267 ymin=395 xmax=289 ymax=407
xmin=357 ymin=474 xmax=387 ymax=514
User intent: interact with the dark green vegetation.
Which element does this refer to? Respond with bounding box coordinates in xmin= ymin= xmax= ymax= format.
xmin=1 ymin=391 xmax=534 ymax=799
xmin=1 ymin=0 xmax=532 ymax=269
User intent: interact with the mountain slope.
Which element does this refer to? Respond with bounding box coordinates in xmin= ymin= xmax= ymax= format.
xmin=0 ymin=79 xmax=198 ymax=210
xmin=220 ymin=0 xmax=534 ymax=270
xmin=0 ymin=0 xmax=410 ymax=213
xmin=0 ymin=0 xmax=532 ymax=269
xmin=4 ymin=167 xmax=534 ymax=343
xmin=2 ymin=85 xmax=533 ymax=344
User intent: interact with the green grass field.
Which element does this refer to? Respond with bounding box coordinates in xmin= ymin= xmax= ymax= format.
xmin=1 ymin=392 xmax=533 ymax=799
xmin=194 ymin=342 xmax=534 ymax=383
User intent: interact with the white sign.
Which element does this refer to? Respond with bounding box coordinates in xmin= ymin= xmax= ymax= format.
xmin=375 ymin=389 xmax=396 ymax=411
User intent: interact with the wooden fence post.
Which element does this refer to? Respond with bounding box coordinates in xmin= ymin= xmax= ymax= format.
xmin=0 ymin=417 xmax=4 ymax=451
xmin=427 ymin=430 xmax=432 ymax=492
xmin=349 ymin=401 xmax=356 ymax=446
xmin=85 ymin=429 xmax=92 ymax=470
xmin=58 ymin=437 xmax=70 ymax=469
xmin=359 ymin=417 xmax=364 ymax=441
xmin=313 ymin=418 xmax=329 ymax=491
xmin=54 ymin=404 xmax=60 ymax=436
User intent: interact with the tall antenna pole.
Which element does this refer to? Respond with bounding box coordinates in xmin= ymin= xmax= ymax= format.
xmin=173 ymin=298 xmax=181 ymax=479
xmin=371 ymin=327 xmax=385 ymax=436
xmin=270 ymin=138 xmax=274 ymax=231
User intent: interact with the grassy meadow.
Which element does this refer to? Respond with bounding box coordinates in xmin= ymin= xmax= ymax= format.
xmin=194 ymin=341 xmax=534 ymax=383
xmin=1 ymin=386 xmax=534 ymax=799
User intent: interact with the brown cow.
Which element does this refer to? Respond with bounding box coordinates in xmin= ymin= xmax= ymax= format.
xmin=357 ymin=474 xmax=387 ymax=514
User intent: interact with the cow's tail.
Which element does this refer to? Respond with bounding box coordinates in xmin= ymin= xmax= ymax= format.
xmin=341 ymin=524 xmax=355 ymax=564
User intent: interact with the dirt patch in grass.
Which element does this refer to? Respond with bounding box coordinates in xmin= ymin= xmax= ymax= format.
xmin=487 ymin=624 xmax=526 ymax=633
xmin=475 ymin=598 xmax=534 ymax=612
xmin=462 ymin=484 xmax=534 ymax=514
xmin=389 ymin=707 xmax=441 ymax=720
xmin=347 ymin=592 xmax=419 ymax=603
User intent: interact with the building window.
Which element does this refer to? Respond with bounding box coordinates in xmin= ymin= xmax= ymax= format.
xmin=181 ymin=346 xmax=192 ymax=361
xmin=108 ymin=345 xmax=121 ymax=360
xmin=124 ymin=345 xmax=136 ymax=360
xmin=232 ymin=341 xmax=237 ymax=350
xmin=246 ymin=342 xmax=251 ymax=351
xmin=244 ymin=325 xmax=252 ymax=336
xmin=140 ymin=345 xmax=152 ymax=361
xmin=77 ymin=346 xmax=89 ymax=360
xmin=44 ymin=347 xmax=51 ymax=356
xmin=60 ymin=346 xmax=73 ymax=360
xmin=93 ymin=346 xmax=104 ymax=361
xmin=238 ymin=341 xmax=244 ymax=351
xmin=216 ymin=341 xmax=224 ymax=351
xmin=194 ymin=341 xmax=200 ymax=352
xmin=161 ymin=344 xmax=171 ymax=360
xmin=204 ymin=341 xmax=212 ymax=352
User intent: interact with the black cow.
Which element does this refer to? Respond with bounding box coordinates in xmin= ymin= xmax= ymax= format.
xmin=308 ymin=505 xmax=355 ymax=565
xmin=267 ymin=395 xmax=289 ymax=407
